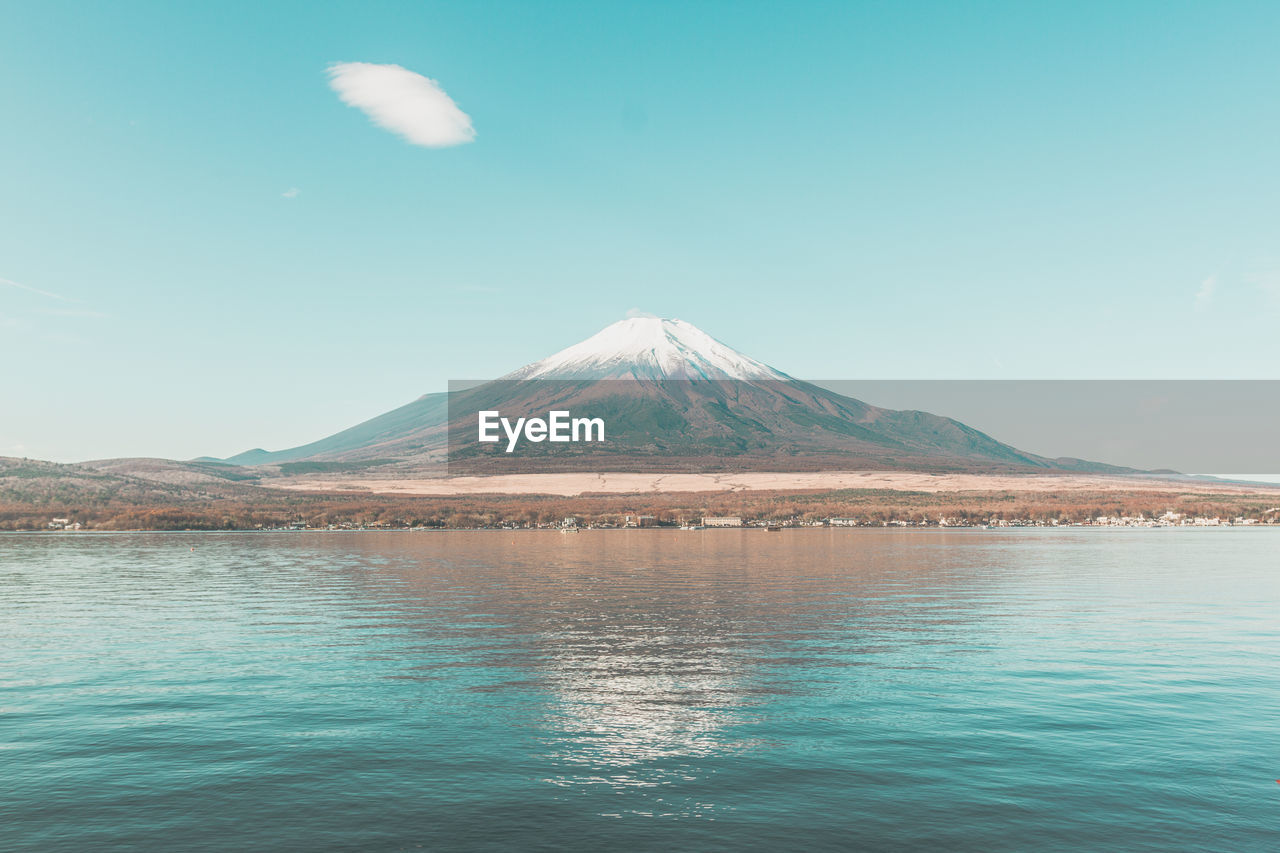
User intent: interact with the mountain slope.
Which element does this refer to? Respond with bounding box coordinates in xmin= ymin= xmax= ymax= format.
xmin=441 ymin=376 xmax=1064 ymax=474
xmin=224 ymin=393 xmax=449 ymax=466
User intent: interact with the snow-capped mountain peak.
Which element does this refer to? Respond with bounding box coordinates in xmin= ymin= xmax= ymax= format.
xmin=504 ymin=317 xmax=789 ymax=381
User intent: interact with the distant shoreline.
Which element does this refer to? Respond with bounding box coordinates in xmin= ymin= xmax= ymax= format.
xmin=12 ymin=523 xmax=1280 ymax=535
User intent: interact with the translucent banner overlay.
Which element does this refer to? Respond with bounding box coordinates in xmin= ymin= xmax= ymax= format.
xmin=446 ymin=379 xmax=1280 ymax=477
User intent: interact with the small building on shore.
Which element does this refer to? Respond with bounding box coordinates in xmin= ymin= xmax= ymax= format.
xmin=702 ymin=516 xmax=743 ymax=528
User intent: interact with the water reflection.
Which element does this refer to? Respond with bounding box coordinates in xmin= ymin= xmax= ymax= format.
xmin=347 ymin=529 xmax=1016 ymax=807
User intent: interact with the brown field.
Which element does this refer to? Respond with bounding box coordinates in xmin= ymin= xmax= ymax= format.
xmin=264 ymin=470 xmax=1280 ymax=498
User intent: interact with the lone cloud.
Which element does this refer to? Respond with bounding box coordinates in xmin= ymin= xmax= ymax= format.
xmin=326 ymin=61 xmax=475 ymax=148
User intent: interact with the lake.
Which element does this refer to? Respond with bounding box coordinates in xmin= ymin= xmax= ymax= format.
xmin=2 ymin=529 xmax=1278 ymax=850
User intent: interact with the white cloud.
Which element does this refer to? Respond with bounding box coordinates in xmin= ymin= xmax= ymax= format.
xmin=1194 ymin=275 xmax=1216 ymax=311
xmin=326 ymin=62 xmax=475 ymax=148
xmin=281 ymin=187 xmax=299 ymax=199
xmin=1 ymin=276 xmax=68 ymax=302
xmin=36 ymin=308 xmax=108 ymax=318
xmin=625 ymin=308 xmax=659 ymax=319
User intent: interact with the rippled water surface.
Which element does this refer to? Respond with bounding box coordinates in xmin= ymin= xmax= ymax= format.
xmin=3 ymin=529 xmax=1279 ymax=850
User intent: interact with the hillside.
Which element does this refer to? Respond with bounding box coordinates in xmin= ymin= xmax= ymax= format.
xmin=0 ymin=457 xmax=265 ymax=506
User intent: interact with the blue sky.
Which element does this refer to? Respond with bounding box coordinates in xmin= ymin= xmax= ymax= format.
xmin=2 ymin=0 xmax=1279 ymax=461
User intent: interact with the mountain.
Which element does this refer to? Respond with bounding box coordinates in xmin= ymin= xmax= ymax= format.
xmin=221 ymin=317 xmax=1129 ymax=476
xmin=222 ymin=318 xmax=787 ymax=470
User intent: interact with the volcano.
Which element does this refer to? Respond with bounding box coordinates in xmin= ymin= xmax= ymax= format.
xmin=223 ymin=317 xmax=1122 ymax=476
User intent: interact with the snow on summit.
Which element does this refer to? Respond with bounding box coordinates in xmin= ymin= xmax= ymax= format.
xmin=505 ymin=317 xmax=789 ymax=381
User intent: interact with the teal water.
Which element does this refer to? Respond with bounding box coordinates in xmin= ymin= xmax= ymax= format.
xmin=2 ymin=529 xmax=1278 ymax=850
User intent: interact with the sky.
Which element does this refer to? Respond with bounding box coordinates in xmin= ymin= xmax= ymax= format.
xmin=2 ymin=0 xmax=1279 ymax=462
